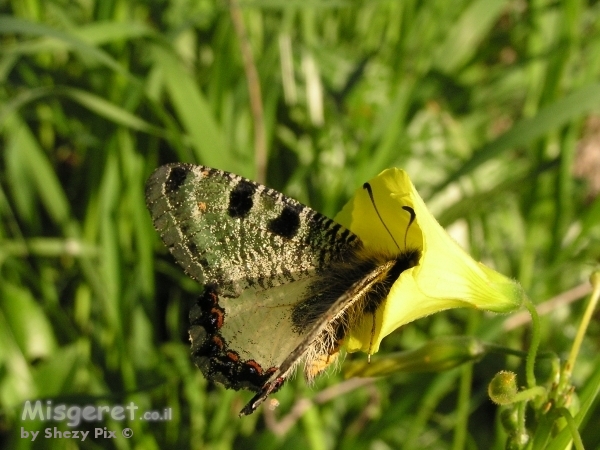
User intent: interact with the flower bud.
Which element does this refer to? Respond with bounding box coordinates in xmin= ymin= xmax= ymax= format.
xmin=488 ymin=371 xmax=518 ymax=405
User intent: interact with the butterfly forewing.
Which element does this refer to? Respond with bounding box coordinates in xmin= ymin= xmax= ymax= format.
xmin=145 ymin=164 xmax=358 ymax=296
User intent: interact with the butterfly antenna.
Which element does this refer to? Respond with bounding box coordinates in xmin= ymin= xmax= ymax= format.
xmin=363 ymin=183 xmax=416 ymax=250
xmin=363 ymin=183 xmax=402 ymax=251
xmin=401 ymin=206 xmax=416 ymax=248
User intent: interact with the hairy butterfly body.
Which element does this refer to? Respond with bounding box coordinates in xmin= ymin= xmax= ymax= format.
xmin=145 ymin=164 xmax=420 ymax=415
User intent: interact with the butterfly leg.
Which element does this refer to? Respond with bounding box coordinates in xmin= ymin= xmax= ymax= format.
xmin=239 ymin=377 xmax=286 ymax=416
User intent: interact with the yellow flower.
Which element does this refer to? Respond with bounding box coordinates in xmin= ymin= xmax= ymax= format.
xmin=334 ymin=168 xmax=524 ymax=353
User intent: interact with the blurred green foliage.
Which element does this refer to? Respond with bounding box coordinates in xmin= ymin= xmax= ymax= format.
xmin=1 ymin=0 xmax=600 ymax=448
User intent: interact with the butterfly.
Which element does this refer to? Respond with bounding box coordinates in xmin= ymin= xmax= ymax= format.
xmin=145 ymin=163 xmax=421 ymax=415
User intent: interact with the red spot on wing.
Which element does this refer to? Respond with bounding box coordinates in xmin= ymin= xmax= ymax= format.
xmin=226 ymin=351 xmax=240 ymax=362
xmin=245 ymin=360 xmax=264 ymax=375
xmin=210 ymin=336 xmax=225 ymax=350
xmin=211 ymin=307 xmax=224 ymax=329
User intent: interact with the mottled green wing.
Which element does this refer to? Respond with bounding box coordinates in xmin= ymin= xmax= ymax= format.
xmin=145 ymin=164 xmax=359 ymax=297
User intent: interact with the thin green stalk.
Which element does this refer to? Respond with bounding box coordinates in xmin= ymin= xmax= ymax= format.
xmin=566 ymin=272 xmax=600 ymax=377
xmin=517 ymin=401 xmax=528 ymax=445
xmin=452 ymin=363 xmax=473 ymax=450
xmin=485 ymin=344 xmax=556 ymax=360
xmin=556 ymin=408 xmax=584 ymax=450
xmin=511 ymin=386 xmax=547 ymax=403
xmin=453 ymin=312 xmax=479 ymax=450
xmin=524 ymin=298 xmax=541 ymax=389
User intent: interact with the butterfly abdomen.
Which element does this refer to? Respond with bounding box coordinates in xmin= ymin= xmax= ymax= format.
xmin=290 ymin=246 xmax=421 ymax=380
xmin=293 ymin=248 xmax=420 ymax=328
xmin=361 ymin=248 xmax=421 ymax=312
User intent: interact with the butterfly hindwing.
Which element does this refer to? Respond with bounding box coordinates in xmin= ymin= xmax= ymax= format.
xmin=188 ymin=277 xmax=317 ymax=391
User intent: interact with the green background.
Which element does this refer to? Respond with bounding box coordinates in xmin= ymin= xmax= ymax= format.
xmin=1 ymin=0 xmax=600 ymax=448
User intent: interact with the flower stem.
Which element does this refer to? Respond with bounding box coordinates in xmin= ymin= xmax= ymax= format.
xmin=485 ymin=344 xmax=556 ymax=361
xmin=524 ymin=298 xmax=540 ymax=389
xmin=556 ymin=407 xmax=584 ymax=450
xmin=565 ymin=272 xmax=600 ymax=377
xmin=511 ymin=386 xmax=547 ymax=403
xmin=452 ymin=363 xmax=473 ymax=450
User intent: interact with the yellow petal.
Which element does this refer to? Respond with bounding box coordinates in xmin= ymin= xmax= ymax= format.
xmin=334 ymin=168 xmax=524 ymax=353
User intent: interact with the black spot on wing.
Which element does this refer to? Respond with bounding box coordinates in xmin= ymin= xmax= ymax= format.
xmin=165 ymin=166 xmax=189 ymax=193
xmin=268 ymin=205 xmax=301 ymax=239
xmin=187 ymin=241 xmax=198 ymax=254
xmin=228 ymin=180 xmax=256 ymax=218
